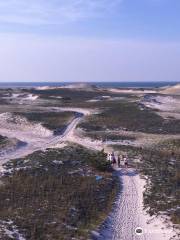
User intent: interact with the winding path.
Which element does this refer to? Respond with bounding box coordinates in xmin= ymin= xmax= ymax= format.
xmin=0 ymin=108 xmax=177 ymax=240
xmin=0 ymin=108 xmax=86 ymax=171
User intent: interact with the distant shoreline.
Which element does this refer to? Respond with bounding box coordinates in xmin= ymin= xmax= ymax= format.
xmin=0 ymin=81 xmax=179 ymax=89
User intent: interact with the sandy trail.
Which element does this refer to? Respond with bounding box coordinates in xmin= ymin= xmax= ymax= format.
xmin=0 ymin=108 xmax=87 ymax=171
xmin=95 ymin=167 xmax=176 ymax=240
xmin=0 ymin=117 xmax=79 ymax=167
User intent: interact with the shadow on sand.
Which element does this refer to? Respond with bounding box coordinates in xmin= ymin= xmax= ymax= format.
xmin=118 ymin=168 xmax=138 ymax=177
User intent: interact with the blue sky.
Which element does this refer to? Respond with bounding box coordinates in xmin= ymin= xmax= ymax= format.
xmin=0 ymin=0 xmax=179 ymax=82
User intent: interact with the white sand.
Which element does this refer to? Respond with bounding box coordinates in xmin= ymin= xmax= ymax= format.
xmin=142 ymin=95 xmax=180 ymax=119
xmin=161 ymin=84 xmax=180 ymax=95
xmin=96 ymin=168 xmax=179 ymax=240
xmin=108 ymin=88 xmax=157 ymax=94
xmin=0 ymin=221 xmax=26 ymax=240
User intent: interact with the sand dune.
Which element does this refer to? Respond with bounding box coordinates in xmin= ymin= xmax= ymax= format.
xmin=161 ymin=84 xmax=180 ymax=95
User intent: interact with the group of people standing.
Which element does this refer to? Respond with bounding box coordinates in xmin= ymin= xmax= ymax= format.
xmin=107 ymin=152 xmax=129 ymax=168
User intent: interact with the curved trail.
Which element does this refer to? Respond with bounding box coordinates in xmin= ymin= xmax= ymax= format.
xmin=0 ymin=109 xmax=85 ymax=172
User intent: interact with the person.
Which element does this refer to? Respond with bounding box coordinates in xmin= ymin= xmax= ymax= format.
xmin=124 ymin=157 xmax=128 ymax=168
xmin=117 ymin=155 xmax=121 ymax=168
xmin=107 ymin=153 xmax=111 ymax=162
xmin=112 ymin=155 xmax=116 ymax=165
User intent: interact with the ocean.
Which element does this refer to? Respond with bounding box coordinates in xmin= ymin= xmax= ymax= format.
xmin=0 ymin=81 xmax=179 ymax=89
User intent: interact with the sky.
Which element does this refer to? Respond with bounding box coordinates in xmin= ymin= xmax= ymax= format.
xmin=0 ymin=0 xmax=179 ymax=82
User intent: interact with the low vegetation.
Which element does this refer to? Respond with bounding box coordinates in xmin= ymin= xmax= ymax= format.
xmin=112 ymin=141 xmax=180 ymax=225
xmin=84 ymin=131 xmax=135 ymax=142
xmin=79 ymin=101 xmax=180 ymax=134
xmin=27 ymin=88 xmax=118 ymax=102
xmin=17 ymin=111 xmax=76 ymax=134
xmin=0 ymin=135 xmax=10 ymax=149
xmin=0 ymin=145 xmax=118 ymax=240
xmin=141 ymin=140 xmax=180 ymax=224
xmin=25 ymin=88 xmax=132 ymax=108
xmin=141 ymin=143 xmax=180 ymax=225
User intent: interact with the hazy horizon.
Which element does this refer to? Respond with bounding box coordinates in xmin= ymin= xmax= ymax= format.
xmin=0 ymin=1 xmax=179 ymax=82
xmin=0 ymin=80 xmax=179 ymax=83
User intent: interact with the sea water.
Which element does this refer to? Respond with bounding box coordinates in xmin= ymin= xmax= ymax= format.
xmin=0 ymin=81 xmax=179 ymax=89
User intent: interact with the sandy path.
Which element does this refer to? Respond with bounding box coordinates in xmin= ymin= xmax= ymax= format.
xmin=95 ymin=167 xmax=176 ymax=240
xmin=0 ymin=109 xmax=86 ymax=172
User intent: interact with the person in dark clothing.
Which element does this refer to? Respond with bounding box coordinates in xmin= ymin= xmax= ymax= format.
xmin=117 ymin=156 xmax=121 ymax=168
xmin=112 ymin=155 xmax=116 ymax=165
xmin=124 ymin=159 xmax=128 ymax=168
